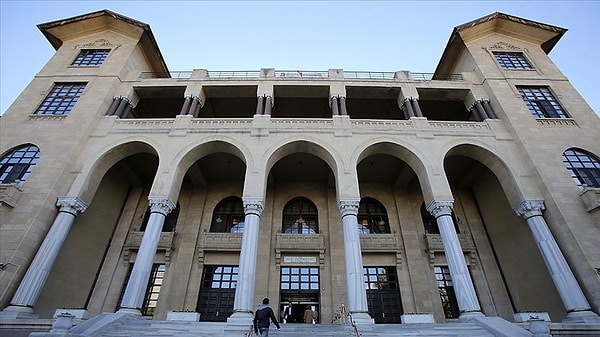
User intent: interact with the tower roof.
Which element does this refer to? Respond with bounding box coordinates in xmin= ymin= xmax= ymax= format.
xmin=434 ymin=12 xmax=567 ymax=77
xmin=37 ymin=9 xmax=169 ymax=74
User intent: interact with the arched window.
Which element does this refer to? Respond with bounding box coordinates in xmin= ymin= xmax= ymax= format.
xmin=0 ymin=144 xmax=40 ymax=186
xmin=420 ymin=203 xmax=459 ymax=234
xmin=210 ymin=196 xmax=245 ymax=233
xmin=140 ymin=202 xmax=180 ymax=232
xmin=282 ymin=197 xmax=318 ymax=234
xmin=358 ymin=197 xmax=390 ymax=234
xmin=562 ymin=148 xmax=600 ymax=188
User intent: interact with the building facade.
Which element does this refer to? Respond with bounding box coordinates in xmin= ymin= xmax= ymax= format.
xmin=0 ymin=10 xmax=599 ymax=326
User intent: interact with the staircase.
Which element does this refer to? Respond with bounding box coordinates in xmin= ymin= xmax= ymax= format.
xmin=34 ymin=313 xmax=506 ymax=337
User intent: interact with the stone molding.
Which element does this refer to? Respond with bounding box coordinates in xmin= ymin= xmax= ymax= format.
xmin=148 ymin=196 xmax=176 ymax=216
xmin=426 ymin=200 xmax=454 ymax=218
xmin=338 ymin=199 xmax=360 ymax=217
xmin=514 ymin=200 xmax=545 ymax=219
xmin=56 ymin=196 xmax=88 ymax=215
xmin=243 ymin=197 xmax=264 ymax=216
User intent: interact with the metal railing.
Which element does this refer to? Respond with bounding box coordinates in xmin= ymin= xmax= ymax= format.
xmin=207 ymin=70 xmax=261 ymax=78
xmin=343 ymin=71 xmax=395 ymax=79
xmin=275 ymin=70 xmax=329 ymax=78
xmin=139 ymin=71 xmax=192 ymax=79
xmin=410 ymin=72 xmax=463 ymax=81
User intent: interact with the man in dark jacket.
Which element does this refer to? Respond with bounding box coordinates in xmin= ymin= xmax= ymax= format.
xmin=253 ymin=298 xmax=281 ymax=336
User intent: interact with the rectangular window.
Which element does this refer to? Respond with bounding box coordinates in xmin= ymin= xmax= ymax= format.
xmin=434 ymin=266 xmax=460 ymax=319
xmin=517 ymin=86 xmax=569 ymax=119
xmin=34 ymin=83 xmax=86 ymax=115
xmin=71 ymin=49 xmax=110 ymax=66
xmin=280 ymin=266 xmax=319 ymax=290
xmin=493 ymin=51 xmax=532 ymax=69
xmin=117 ymin=263 xmax=165 ymax=316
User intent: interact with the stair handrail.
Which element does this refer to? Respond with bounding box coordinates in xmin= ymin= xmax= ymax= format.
xmin=347 ymin=312 xmax=361 ymax=337
xmin=244 ymin=323 xmax=254 ymax=337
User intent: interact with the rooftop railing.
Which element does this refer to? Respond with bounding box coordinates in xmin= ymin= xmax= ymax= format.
xmin=139 ymin=70 xmax=464 ymax=81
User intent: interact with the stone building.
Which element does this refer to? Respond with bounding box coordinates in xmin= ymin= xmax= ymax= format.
xmin=0 ymin=9 xmax=599 ymax=329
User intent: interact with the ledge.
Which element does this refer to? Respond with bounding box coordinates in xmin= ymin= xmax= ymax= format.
xmin=0 ymin=183 xmax=22 ymax=208
xmin=579 ymin=187 xmax=600 ymax=213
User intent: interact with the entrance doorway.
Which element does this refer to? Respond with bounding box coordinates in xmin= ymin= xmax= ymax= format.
xmin=280 ymin=266 xmax=320 ymax=323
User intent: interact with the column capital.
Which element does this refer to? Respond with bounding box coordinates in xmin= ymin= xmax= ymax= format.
xmin=56 ymin=196 xmax=88 ymax=215
xmin=148 ymin=196 xmax=176 ymax=216
xmin=514 ymin=200 xmax=545 ymax=219
xmin=243 ymin=197 xmax=264 ymax=216
xmin=426 ymin=199 xmax=454 ymax=218
xmin=338 ymin=199 xmax=360 ymax=217
xmin=189 ymin=94 xmax=204 ymax=107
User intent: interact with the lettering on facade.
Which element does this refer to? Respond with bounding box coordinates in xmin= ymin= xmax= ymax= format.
xmin=283 ymin=256 xmax=317 ymax=264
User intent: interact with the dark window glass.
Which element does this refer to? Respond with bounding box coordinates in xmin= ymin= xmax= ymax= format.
xmin=363 ymin=267 xmax=398 ymax=290
xmin=140 ymin=203 xmax=180 ymax=232
xmin=202 ymin=265 xmax=239 ymax=289
xmin=517 ymin=86 xmax=569 ymax=119
xmin=358 ymin=197 xmax=390 ymax=234
xmin=72 ymin=49 xmax=110 ymax=66
xmin=0 ymin=144 xmax=40 ymax=186
xmin=562 ymin=149 xmax=600 ymax=188
xmin=210 ymin=196 xmax=245 ymax=233
xmin=118 ymin=263 xmax=165 ymax=317
xmin=282 ymin=197 xmax=318 ymax=234
xmin=34 ymin=83 xmax=86 ymax=115
xmin=493 ymin=52 xmax=532 ymax=69
xmin=421 ymin=203 xmax=459 ymax=234
xmin=280 ymin=266 xmax=319 ymax=290
xmin=434 ymin=266 xmax=460 ymax=319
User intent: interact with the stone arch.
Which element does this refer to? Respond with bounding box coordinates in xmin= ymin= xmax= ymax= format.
xmin=258 ymin=139 xmax=342 ymax=199
xmin=444 ymin=142 xmax=525 ymax=207
xmin=71 ymin=139 xmax=159 ymax=204
xmin=354 ymin=140 xmax=437 ymax=202
xmin=162 ymin=140 xmax=249 ymax=202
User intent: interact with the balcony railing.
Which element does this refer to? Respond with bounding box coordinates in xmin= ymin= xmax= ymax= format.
xmin=138 ymin=69 xmax=464 ymax=81
xmin=411 ymin=73 xmax=463 ymax=81
xmin=123 ymin=231 xmax=175 ymax=263
xmin=343 ymin=71 xmax=396 ymax=79
xmin=425 ymin=233 xmax=477 ymax=265
xmin=207 ymin=70 xmax=261 ymax=78
xmin=140 ymin=71 xmax=192 ymax=79
xmin=198 ymin=232 xmax=243 ymax=262
xmin=275 ymin=233 xmax=326 ymax=264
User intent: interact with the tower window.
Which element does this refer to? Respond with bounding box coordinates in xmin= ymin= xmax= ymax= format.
xmin=71 ymin=49 xmax=110 ymax=66
xmin=0 ymin=144 xmax=40 ymax=186
xmin=493 ymin=52 xmax=532 ymax=69
xmin=562 ymin=149 xmax=600 ymax=188
xmin=34 ymin=83 xmax=86 ymax=115
xmin=517 ymin=86 xmax=568 ymax=119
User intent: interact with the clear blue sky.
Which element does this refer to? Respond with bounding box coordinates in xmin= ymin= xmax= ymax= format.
xmin=1 ymin=1 xmax=599 ymax=116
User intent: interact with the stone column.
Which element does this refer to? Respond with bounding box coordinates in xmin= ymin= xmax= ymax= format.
xmin=482 ymin=100 xmax=497 ymax=119
xmin=179 ymin=96 xmax=192 ymax=115
xmin=114 ymin=96 xmax=131 ymax=118
xmin=339 ymin=199 xmax=374 ymax=324
xmin=339 ymin=96 xmax=348 ymax=116
xmin=227 ymin=197 xmax=264 ymax=326
xmin=264 ymin=96 xmax=272 ymax=115
xmin=427 ymin=200 xmax=483 ymax=319
xmin=117 ymin=197 xmax=175 ymax=315
xmin=403 ymin=98 xmax=415 ymax=119
xmin=0 ymin=197 xmax=88 ymax=319
xmin=331 ymin=96 xmax=340 ymax=116
xmin=188 ymin=95 xmax=203 ymax=118
xmin=106 ymin=97 xmax=120 ymax=116
xmin=514 ymin=200 xmax=600 ymax=323
xmin=411 ymin=98 xmax=423 ymax=118
xmin=255 ymin=96 xmax=265 ymax=115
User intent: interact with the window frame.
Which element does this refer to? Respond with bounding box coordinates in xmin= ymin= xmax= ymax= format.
xmin=562 ymin=149 xmax=600 ymax=188
xmin=34 ymin=83 xmax=86 ymax=115
xmin=493 ymin=51 xmax=533 ymax=70
xmin=71 ymin=49 xmax=110 ymax=67
xmin=282 ymin=197 xmax=319 ymax=234
xmin=0 ymin=144 xmax=40 ymax=186
xmin=358 ymin=197 xmax=391 ymax=234
xmin=517 ymin=86 xmax=569 ymax=119
xmin=210 ymin=196 xmax=245 ymax=233
xmin=434 ymin=266 xmax=460 ymax=319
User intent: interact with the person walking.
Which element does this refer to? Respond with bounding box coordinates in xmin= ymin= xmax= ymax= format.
xmin=254 ymin=298 xmax=281 ymax=336
xmin=303 ymin=305 xmax=314 ymax=324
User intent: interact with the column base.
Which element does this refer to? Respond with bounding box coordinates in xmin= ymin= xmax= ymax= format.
xmin=563 ymin=310 xmax=600 ymax=323
xmin=348 ymin=311 xmax=374 ymax=325
xmin=226 ymin=310 xmax=254 ymax=329
xmin=115 ymin=307 xmax=142 ymax=316
xmin=0 ymin=305 xmax=38 ymax=319
xmin=458 ymin=310 xmax=485 ymax=322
